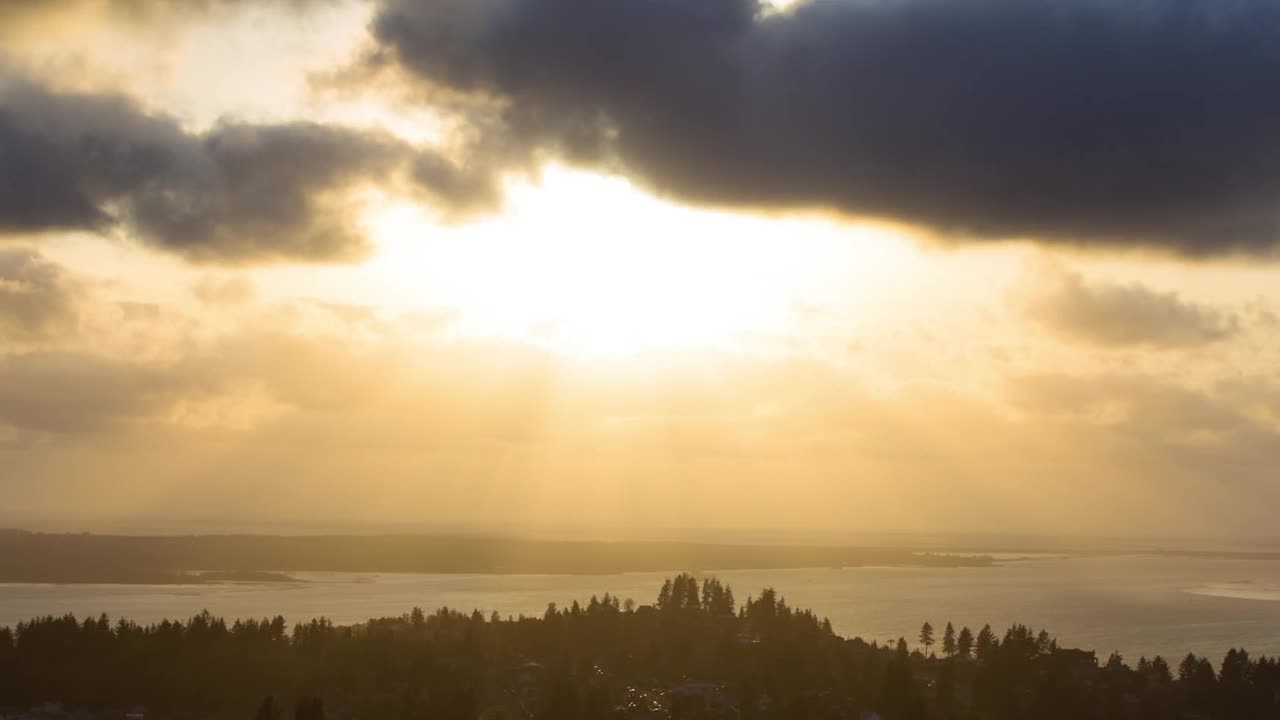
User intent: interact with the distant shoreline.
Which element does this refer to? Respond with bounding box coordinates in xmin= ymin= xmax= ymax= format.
xmin=0 ymin=530 xmax=993 ymax=584
xmin=8 ymin=530 xmax=1280 ymax=585
xmin=0 ymin=570 xmax=305 ymax=586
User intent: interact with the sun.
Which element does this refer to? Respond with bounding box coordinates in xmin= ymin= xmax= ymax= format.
xmin=362 ymin=166 xmax=914 ymax=359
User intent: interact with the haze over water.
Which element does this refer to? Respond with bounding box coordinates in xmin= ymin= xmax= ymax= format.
xmin=5 ymin=554 xmax=1279 ymax=662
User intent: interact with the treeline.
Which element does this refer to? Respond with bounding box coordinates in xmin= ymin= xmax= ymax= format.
xmin=0 ymin=574 xmax=1277 ymax=719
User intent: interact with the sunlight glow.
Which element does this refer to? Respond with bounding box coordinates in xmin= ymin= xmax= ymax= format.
xmin=364 ymin=168 xmax=917 ymax=358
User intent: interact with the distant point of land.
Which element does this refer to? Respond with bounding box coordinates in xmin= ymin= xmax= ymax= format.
xmin=0 ymin=530 xmax=992 ymax=584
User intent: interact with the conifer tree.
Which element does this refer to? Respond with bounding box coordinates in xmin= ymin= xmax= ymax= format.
xmin=957 ymin=626 xmax=974 ymax=658
xmin=919 ymin=622 xmax=935 ymax=657
xmin=975 ymin=624 xmax=996 ymax=661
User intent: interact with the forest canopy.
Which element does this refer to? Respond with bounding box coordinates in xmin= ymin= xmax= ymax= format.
xmin=1 ymin=574 xmax=1277 ymax=720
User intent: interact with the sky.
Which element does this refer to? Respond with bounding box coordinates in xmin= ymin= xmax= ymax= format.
xmin=1 ymin=0 xmax=1279 ymax=541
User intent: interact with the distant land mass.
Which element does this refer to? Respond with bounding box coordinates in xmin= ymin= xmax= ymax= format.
xmin=0 ymin=530 xmax=992 ymax=584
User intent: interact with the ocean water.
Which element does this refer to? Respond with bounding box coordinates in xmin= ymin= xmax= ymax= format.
xmin=3 ymin=554 xmax=1280 ymax=662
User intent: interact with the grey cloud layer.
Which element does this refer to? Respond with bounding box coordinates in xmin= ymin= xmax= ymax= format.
xmin=0 ymin=77 xmax=497 ymax=263
xmin=11 ymin=0 xmax=1280 ymax=260
xmin=371 ymin=0 xmax=1280 ymax=254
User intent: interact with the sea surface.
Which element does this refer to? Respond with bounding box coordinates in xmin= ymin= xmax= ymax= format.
xmin=3 ymin=554 xmax=1280 ymax=662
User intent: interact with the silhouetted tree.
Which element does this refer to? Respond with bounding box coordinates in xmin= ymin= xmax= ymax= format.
xmin=975 ymin=624 xmax=996 ymax=661
xmin=942 ymin=622 xmax=957 ymax=658
xmin=957 ymin=626 xmax=974 ymax=659
xmin=919 ymin=622 xmax=935 ymax=657
xmin=1106 ymin=651 xmax=1127 ymax=672
xmin=1179 ymin=653 xmax=1217 ymax=715
xmin=657 ymin=579 xmax=673 ymax=610
xmin=1149 ymin=656 xmax=1172 ymax=685
xmin=1037 ymin=629 xmax=1054 ymax=654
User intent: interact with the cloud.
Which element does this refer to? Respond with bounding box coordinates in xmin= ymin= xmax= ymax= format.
xmin=0 ymin=330 xmax=386 ymax=435
xmin=1217 ymin=376 xmax=1280 ymax=426
xmin=367 ymin=0 xmax=1280 ymax=254
xmin=0 ymin=74 xmax=500 ymax=263
xmin=6 ymin=337 xmax=1280 ymax=535
xmin=193 ymin=275 xmax=255 ymax=305
xmin=1002 ymin=372 xmax=1280 ymax=500
xmin=0 ymin=0 xmax=343 ymax=51
xmin=1007 ymin=373 xmax=1245 ymax=433
xmin=1022 ymin=267 xmax=1238 ymax=348
xmin=3 ymin=292 xmax=1280 ymax=536
xmin=0 ymin=249 xmax=81 ymax=341
xmin=0 ymin=0 xmax=333 ymax=23
xmin=0 ymin=351 xmax=185 ymax=433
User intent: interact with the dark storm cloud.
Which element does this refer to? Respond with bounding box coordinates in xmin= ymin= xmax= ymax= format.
xmin=125 ymin=122 xmax=408 ymax=263
xmin=370 ymin=0 xmax=1280 ymax=254
xmin=0 ymin=76 xmax=498 ymax=263
xmin=0 ymin=250 xmax=81 ymax=341
xmin=1025 ymin=269 xmax=1238 ymax=348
